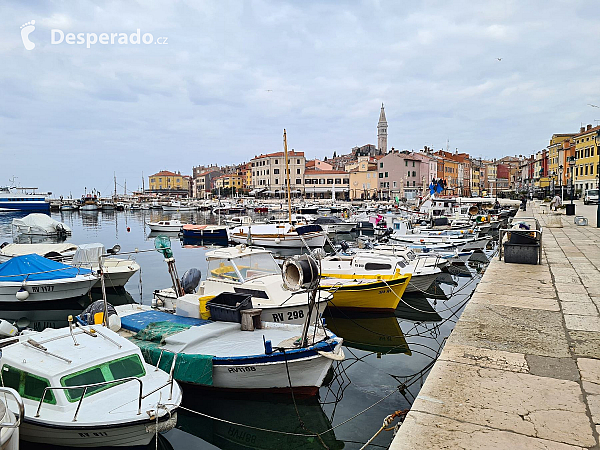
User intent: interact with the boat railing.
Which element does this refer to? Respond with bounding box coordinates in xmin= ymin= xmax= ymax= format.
xmin=36 ymin=377 xmax=144 ymax=421
xmin=0 ymin=387 xmax=24 ymax=428
xmin=35 ymin=373 xmax=176 ymax=422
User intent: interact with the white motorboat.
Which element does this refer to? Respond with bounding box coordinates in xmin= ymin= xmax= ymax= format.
xmin=0 ymin=254 xmax=97 ymax=302
xmin=163 ymin=201 xmax=193 ymax=212
xmin=313 ymin=216 xmax=356 ymax=233
xmin=80 ymin=195 xmax=99 ymax=211
xmin=0 ymin=243 xmax=140 ymax=288
xmin=157 ymin=246 xmax=330 ymax=325
xmin=0 ymin=322 xmax=182 ymax=447
xmin=70 ymin=243 xmax=141 ymax=288
xmin=11 ymin=214 xmax=71 ymax=237
xmin=230 ymin=223 xmax=326 ymax=248
xmin=114 ymin=304 xmax=343 ymax=395
xmin=224 ymin=215 xmax=266 ymax=227
xmin=0 ymin=242 xmax=79 ymax=263
xmin=147 ymin=220 xmax=184 ymax=232
xmin=320 ymin=249 xmax=443 ymax=293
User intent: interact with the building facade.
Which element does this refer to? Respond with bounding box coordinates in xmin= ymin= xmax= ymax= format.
xmin=378 ymin=150 xmax=422 ymax=199
xmin=304 ymin=169 xmax=349 ymax=199
xmin=148 ymin=170 xmax=191 ymax=196
xmin=349 ymin=156 xmax=378 ymax=200
xmin=251 ymin=150 xmax=306 ymax=195
xmin=573 ymin=124 xmax=600 ymax=193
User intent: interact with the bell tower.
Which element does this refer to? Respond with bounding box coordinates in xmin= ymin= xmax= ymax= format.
xmin=377 ymin=103 xmax=387 ymax=154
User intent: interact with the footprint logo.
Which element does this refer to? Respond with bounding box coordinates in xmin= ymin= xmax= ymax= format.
xmin=20 ymin=20 xmax=35 ymax=50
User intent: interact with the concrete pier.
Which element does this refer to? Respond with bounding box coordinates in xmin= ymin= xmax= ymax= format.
xmin=392 ymin=202 xmax=600 ymax=449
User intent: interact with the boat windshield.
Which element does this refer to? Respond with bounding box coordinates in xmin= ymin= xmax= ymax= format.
xmin=208 ymin=258 xmax=242 ymax=282
xmin=233 ymin=253 xmax=281 ymax=281
xmin=60 ymin=354 xmax=146 ymax=402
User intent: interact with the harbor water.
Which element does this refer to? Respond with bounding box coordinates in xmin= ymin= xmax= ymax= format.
xmin=0 ymin=209 xmax=491 ymax=450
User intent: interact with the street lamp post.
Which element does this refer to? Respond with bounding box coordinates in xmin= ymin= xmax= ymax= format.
xmin=559 ymin=165 xmax=563 ymax=202
xmin=568 ymin=157 xmax=575 ymax=204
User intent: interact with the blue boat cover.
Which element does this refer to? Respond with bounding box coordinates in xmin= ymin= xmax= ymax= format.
xmin=0 ymin=253 xmax=92 ymax=282
xmin=120 ymin=310 xmax=210 ymax=333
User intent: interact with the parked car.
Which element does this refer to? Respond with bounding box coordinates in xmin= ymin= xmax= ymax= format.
xmin=584 ymin=189 xmax=599 ymax=205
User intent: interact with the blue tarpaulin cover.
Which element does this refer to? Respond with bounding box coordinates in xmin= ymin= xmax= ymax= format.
xmin=0 ymin=253 xmax=92 ymax=282
xmin=120 ymin=310 xmax=210 ymax=333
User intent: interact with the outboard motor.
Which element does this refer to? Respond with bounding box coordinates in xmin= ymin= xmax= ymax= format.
xmin=79 ymin=300 xmax=121 ymax=331
xmin=181 ymin=268 xmax=202 ymax=294
xmin=339 ymin=240 xmax=350 ymax=252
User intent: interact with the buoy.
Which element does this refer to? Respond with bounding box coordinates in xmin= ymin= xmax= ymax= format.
xmin=127 ymin=227 xmax=131 ymax=232
xmin=16 ymin=288 xmax=29 ymax=301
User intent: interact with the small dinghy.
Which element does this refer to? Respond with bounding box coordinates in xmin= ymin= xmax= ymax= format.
xmin=0 ymin=319 xmax=182 ymax=447
xmin=146 ymin=220 xmax=184 ymax=232
xmin=0 ymin=254 xmax=97 ymax=302
xmin=11 ymin=214 xmax=71 ymax=237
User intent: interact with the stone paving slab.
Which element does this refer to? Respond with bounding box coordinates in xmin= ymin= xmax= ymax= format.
xmin=395 ymin=411 xmax=587 ymax=450
xmin=391 ymin=202 xmax=600 ymax=450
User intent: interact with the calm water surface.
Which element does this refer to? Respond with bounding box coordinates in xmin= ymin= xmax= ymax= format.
xmin=0 ymin=209 xmax=489 ymax=450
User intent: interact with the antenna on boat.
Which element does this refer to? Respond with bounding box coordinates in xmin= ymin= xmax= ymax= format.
xmin=283 ymin=130 xmax=293 ymax=225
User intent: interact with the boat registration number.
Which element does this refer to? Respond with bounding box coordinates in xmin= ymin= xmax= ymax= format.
xmin=271 ymin=309 xmax=305 ymax=322
xmin=378 ymin=289 xmax=391 ymax=294
xmin=31 ymin=286 xmax=54 ymax=293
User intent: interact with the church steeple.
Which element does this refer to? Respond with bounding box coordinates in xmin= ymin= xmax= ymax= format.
xmin=377 ymin=103 xmax=388 ymax=154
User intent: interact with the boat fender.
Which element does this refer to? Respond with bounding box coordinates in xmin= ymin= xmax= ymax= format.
xmin=275 ymin=238 xmax=281 ymax=244
xmin=0 ymin=320 xmax=17 ymax=337
xmin=318 ymin=348 xmax=345 ymax=361
xmin=16 ymin=288 xmax=29 ymax=301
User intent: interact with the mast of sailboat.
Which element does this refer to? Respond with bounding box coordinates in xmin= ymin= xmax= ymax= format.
xmin=114 ymin=173 xmax=117 ymax=200
xmin=283 ymin=129 xmax=292 ymax=224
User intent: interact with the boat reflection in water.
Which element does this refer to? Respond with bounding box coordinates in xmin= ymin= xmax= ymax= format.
xmin=181 ymin=236 xmax=229 ymax=249
xmin=324 ymin=312 xmax=411 ymax=356
xmin=0 ymin=287 xmax=136 ymax=331
xmin=174 ymin=390 xmax=343 ymax=450
xmin=394 ymin=292 xmax=443 ymax=322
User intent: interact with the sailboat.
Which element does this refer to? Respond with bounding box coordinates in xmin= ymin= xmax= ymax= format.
xmin=230 ymin=130 xmax=326 ymax=249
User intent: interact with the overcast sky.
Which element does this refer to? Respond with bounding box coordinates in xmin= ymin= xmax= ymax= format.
xmin=2 ymin=0 xmax=599 ymax=196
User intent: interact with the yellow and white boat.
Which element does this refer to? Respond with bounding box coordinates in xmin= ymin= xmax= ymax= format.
xmin=320 ymin=272 xmax=411 ymax=312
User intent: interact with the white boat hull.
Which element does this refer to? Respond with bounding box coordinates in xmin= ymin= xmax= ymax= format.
xmin=212 ymin=351 xmax=339 ymax=394
xmin=93 ymin=266 xmax=139 ymax=288
xmin=0 ymin=276 xmax=97 ymax=302
xmin=230 ymin=231 xmax=326 ymax=248
xmin=323 ymin=223 xmax=355 ymax=233
xmin=148 ymin=225 xmax=182 ymax=232
xmin=19 ymin=412 xmax=176 ymax=447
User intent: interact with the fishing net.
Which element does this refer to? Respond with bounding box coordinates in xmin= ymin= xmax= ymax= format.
xmin=129 ymin=321 xmax=213 ymax=386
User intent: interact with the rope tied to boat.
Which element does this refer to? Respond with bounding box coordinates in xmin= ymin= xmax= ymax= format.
xmin=358 ymin=409 xmax=410 ymax=450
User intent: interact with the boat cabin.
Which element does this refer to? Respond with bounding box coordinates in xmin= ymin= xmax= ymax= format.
xmin=0 ymin=327 xmax=148 ymax=413
xmin=206 ymin=247 xmax=281 ymax=284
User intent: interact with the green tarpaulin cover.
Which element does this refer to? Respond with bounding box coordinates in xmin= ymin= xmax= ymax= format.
xmin=129 ymin=321 xmax=214 ymax=386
